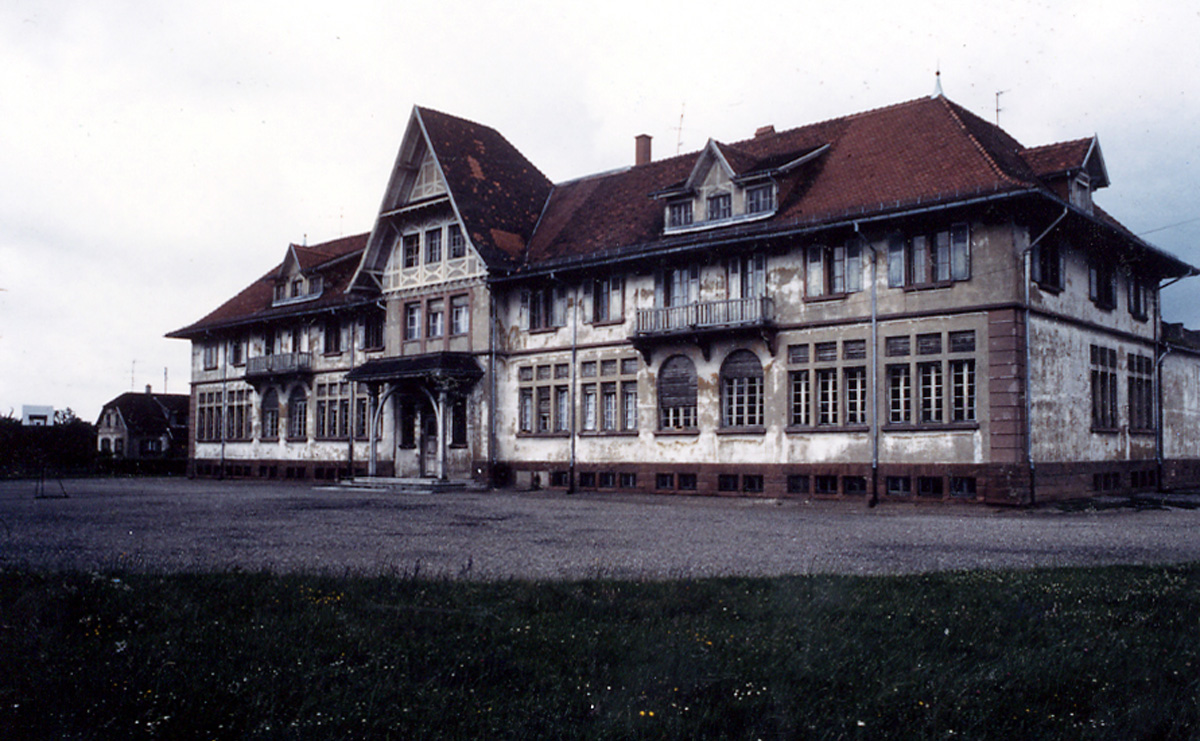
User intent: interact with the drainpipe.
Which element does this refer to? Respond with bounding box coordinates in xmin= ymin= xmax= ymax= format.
xmin=855 ymin=223 xmax=879 ymax=506
xmin=219 ymin=335 xmax=227 ymax=479
xmin=1022 ymin=207 xmax=1069 ymax=505
xmin=348 ymin=313 xmax=355 ymax=478
xmin=569 ymin=282 xmax=580 ymax=493
xmin=1154 ymin=272 xmax=1191 ymax=491
xmin=488 ymin=290 xmax=497 ymax=487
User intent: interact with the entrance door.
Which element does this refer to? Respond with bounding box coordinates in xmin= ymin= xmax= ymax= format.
xmin=420 ymin=412 xmax=438 ymax=478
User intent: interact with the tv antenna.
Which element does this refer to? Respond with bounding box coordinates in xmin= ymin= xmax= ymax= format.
xmin=995 ymin=90 xmax=1009 ymax=127
xmin=673 ymin=102 xmax=686 ymax=154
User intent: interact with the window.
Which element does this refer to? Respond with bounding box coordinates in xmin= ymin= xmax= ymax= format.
xmin=1129 ymin=353 xmax=1154 ymax=432
xmin=402 ymin=234 xmax=420 ymax=268
xmin=601 ymin=383 xmax=617 ymax=431
xmin=1091 ymin=345 xmax=1118 ymax=430
xmin=950 ymin=477 xmax=977 ymax=499
xmin=918 ymin=362 xmax=944 ymax=423
xmin=889 ymin=224 xmax=970 ymax=287
xmin=448 ymin=224 xmax=467 ymax=259
xmin=728 ymin=254 xmax=766 ymax=300
xmin=229 ymin=337 xmax=244 ymax=366
xmin=622 ymin=383 xmax=638 ymax=431
xmin=950 ymin=359 xmax=976 ymax=422
xmin=451 ymin=295 xmax=469 ymax=335
xmin=451 ymin=397 xmax=468 ymax=446
xmin=197 ymin=390 xmax=223 ymax=441
xmin=261 ymin=389 xmax=279 ymax=439
xmin=405 ymin=303 xmax=421 ymax=340
xmin=537 ymin=387 xmax=551 ymax=433
xmin=555 ymin=387 xmax=570 ymax=432
xmin=521 ymin=286 xmax=566 ymax=330
xmin=887 ymin=365 xmax=911 ymax=424
xmin=1031 ymin=239 xmax=1064 ymax=291
xmin=718 ymin=474 xmax=740 ymax=492
xmin=707 ymin=192 xmax=731 ymax=221
xmin=291 ymin=279 xmax=302 ymax=298
xmin=659 ymin=355 xmax=698 ymax=429
xmin=787 ymin=475 xmax=810 ymax=494
xmin=789 ymin=370 xmax=811 ymax=426
xmin=425 ymin=228 xmax=442 ymax=264
xmin=720 ymin=350 xmax=764 ymax=428
xmin=426 ymin=298 xmax=444 ymax=339
xmin=1128 ymin=275 xmax=1151 ymax=321
xmin=519 ymin=388 xmax=533 ymax=433
xmin=668 ymin=200 xmax=693 ymax=228
xmin=324 ymin=318 xmax=342 ymax=355
xmin=656 ymin=473 xmax=675 ymax=490
xmin=678 ymin=473 xmax=697 ymax=490
xmin=287 ymin=387 xmax=307 ymax=439
xmin=355 ymin=395 xmax=369 ymax=439
xmin=918 ymin=476 xmax=944 ymax=498
xmin=364 ymin=309 xmax=385 ymax=350
xmin=591 ymin=276 xmax=624 ymax=323
xmin=844 ymin=367 xmax=867 ymax=425
xmin=582 ymin=385 xmax=597 ymax=431
xmin=745 ymin=184 xmax=774 ymax=214
xmin=806 ymin=243 xmax=861 ymax=297
xmin=657 ymin=264 xmax=700 ymax=308
xmin=887 ymin=476 xmax=912 ymax=496
xmin=1089 ymin=259 xmax=1116 ymax=310
xmin=316 ymin=381 xmax=350 ymax=439
xmin=225 ymin=389 xmax=250 ymax=440
xmin=203 ymin=343 xmax=218 ymax=370
xmin=816 ymin=368 xmax=838 ymax=425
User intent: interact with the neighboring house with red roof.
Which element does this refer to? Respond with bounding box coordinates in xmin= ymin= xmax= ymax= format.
xmin=97 ymin=388 xmax=190 ymax=465
xmin=169 ymin=93 xmax=1200 ymax=503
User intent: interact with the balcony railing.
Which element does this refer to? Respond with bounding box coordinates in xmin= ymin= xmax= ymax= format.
xmin=635 ymin=297 xmax=773 ymax=337
xmin=245 ymin=352 xmax=313 ymax=379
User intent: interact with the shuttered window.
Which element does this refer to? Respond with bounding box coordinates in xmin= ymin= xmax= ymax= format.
xmin=659 ymin=355 xmax=697 ymax=429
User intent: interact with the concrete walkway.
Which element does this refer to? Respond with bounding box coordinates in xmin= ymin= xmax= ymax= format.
xmin=2 ymin=477 xmax=1199 ymax=580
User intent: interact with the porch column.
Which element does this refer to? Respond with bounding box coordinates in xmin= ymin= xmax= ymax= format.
xmin=437 ymin=387 xmax=448 ymax=481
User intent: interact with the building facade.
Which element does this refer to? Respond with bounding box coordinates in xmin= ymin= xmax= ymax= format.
xmin=169 ymin=94 xmax=1200 ymax=503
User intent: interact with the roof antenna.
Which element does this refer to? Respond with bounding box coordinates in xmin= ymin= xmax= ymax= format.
xmin=674 ymin=102 xmax=686 ymax=155
xmin=995 ymin=90 xmax=1009 ymax=127
xmin=932 ymin=66 xmax=944 ymax=99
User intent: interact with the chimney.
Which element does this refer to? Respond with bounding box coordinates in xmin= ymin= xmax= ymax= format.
xmin=635 ymin=134 xmax=652 ymax=166
xmin=145 ymin=384 xmax=152 ymax=395
xmin=754 ymin=125 xmax=775 ymax=138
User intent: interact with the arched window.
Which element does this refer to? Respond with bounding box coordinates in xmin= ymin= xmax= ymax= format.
xmin=261 ymin=388 xmax=279 ymax=439
xmin=720 ymin=350 xmax=764 ymax=428
xmin=287 ymin=387 xmax=308 ymax=439
xmin=658 ymin=355 xmax=697 ymax=429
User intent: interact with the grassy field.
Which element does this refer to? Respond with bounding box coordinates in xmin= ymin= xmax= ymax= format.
xmin=1 ymin=564 xmax=1198 ymax=740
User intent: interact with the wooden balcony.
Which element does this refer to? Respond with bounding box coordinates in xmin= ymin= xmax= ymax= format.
xmin=632 ymin=297 xmax=775 ymax=361
xmin=244 ymin=352 xmax=313 ymax=380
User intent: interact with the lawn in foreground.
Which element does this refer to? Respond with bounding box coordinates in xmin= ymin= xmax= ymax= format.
xmin=1 ymin=564 xmax=1198 ymax=740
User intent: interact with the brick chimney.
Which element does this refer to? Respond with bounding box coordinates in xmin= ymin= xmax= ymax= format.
xmin=755 ymin=125 xmax=775 ymax=138
xmin=635 ymin=134 xmax=652 ymax=166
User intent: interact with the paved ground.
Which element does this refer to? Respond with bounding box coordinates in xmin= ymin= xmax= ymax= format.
xmin=1 ymin=477 xmax=1199 ymax=580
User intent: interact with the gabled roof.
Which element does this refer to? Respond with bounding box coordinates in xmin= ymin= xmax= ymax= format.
xmin=349 ymin=106 xmax=555 ymax=287
xmin=99 ymin=392 xmax=189 ymax=437
xmin=167 ymin=232 xmax=369 ymax=338
xmin=1024 ymin=135 xmax=1109 ymax=188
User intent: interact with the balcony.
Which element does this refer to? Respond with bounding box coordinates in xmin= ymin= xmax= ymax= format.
xmin=245 ymin=352 xmax=313 ymax=380
xmin=633 ymin=297 xmax=775 ymax=361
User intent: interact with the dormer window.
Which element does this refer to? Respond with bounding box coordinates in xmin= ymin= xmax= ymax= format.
xmin=291 ymin=279 xmax=302 ymax=298
xmin=707 ymin=193 xmax=731 ymax=221
xmin=1070 ymin=173 xmax=1092 ymax=213
xmin=308 ymin=275 xmax=323 ymax=295
xmin=668 ymin=201 xmax=693 ymax=228
xmin=746 ymin=184 xmax=774 ymax=214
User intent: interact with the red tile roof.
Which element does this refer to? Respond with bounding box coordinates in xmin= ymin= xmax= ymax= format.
xmin=523 ymin=96 xmax=1054 ymax=265
xmin=1024 ymin=138 xmax=1094 ymax=178
xmin=417 ymin=108 xmax=553 ymax=266
xmin=167 ymin=232 xmax=369 ymax=337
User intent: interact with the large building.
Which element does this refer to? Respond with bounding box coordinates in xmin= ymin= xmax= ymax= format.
xmin=168 ymin=92 xmax=1200 ymax=504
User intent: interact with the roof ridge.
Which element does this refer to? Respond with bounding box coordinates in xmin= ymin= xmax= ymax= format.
xmin=937 ymin=96 xmax=1030 ymax=188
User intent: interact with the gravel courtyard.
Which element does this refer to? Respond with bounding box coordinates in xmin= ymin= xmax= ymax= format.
xmin=2 ymin=477 xmax=1199 ymax=579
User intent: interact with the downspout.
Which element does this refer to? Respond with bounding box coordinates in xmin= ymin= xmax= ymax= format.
xmin=347 ymin=313 xmax=355 ymax=478
xmin=855 ymin=222 xmax=879 ymax=506
xmin=488 ymin=290 xmax=497 ymax=487
xmin=569 ymin=283 xmax=580 ymax=493
xmin=219 ymin=336 xmax=227 ymax=479
xmin=1154 ymin=272 xmax=1190 ymax=491
xmin=1022 ymin=207 xmax=1069 ymax=506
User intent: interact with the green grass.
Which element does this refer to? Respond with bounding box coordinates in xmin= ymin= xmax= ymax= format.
xmin=2 ymin=565 xmax=1199 ymax=740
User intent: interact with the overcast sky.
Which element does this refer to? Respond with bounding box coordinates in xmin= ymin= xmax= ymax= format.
xmin=2 ymin=0 xmax=1199 ymax=420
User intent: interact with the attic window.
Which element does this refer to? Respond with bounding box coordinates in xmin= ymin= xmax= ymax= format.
xmin=668 ymin=201 xmax=693 ymax=228
xmin=746 ymin=185 xmax=774 ymax=214
xmin=707 ymin=193 xmax=731 ymax=221
xmin=1070 ymin=173 xmax=1093 ymax=213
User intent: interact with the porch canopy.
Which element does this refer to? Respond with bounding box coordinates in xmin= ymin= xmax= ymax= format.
xmin=346 ymin=351 xmax=483 ymax=386
xmin=346 ymin=352 xmax=483 ymax=480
